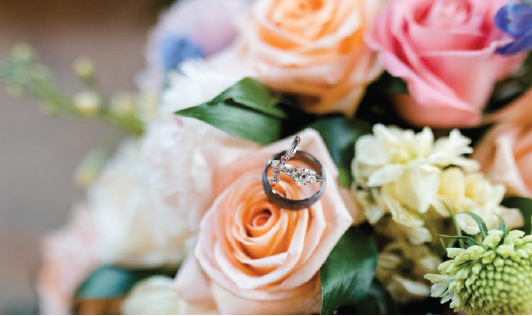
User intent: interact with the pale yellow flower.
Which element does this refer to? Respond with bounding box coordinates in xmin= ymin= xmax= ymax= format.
xmin=432 ymin=168 xmax=523 ymax=235
xmin=352 ymin=124 xmax=479 ymax=239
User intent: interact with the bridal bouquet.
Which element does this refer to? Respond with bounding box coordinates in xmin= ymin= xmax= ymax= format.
xmin=3 ymin=0 xmax=532 ymax=314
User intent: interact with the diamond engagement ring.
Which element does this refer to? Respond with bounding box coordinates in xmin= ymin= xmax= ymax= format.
xmin=270 ymin=136 xmax=300 ymax=186
xmin=282 ymin=165 xmax=326 ymax=186
xmin=263 ymin=149 xmax=327 ymax=210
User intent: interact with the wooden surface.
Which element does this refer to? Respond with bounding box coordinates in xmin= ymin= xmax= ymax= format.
xmin=0 ymin=0 xmax=157 ymax=313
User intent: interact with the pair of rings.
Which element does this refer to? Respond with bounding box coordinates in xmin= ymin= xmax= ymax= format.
xmin=262 ymin=136 xmax=326 ymax=210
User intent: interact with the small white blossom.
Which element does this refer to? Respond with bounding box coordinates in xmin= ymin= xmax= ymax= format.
xmin=376 ymin=241 xmax=441 ymax=303
xmin=122 ymin=276 xmax=217 ymax=315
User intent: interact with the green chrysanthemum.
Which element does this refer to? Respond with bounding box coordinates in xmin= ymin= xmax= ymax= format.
xmin=425 ymin=229 xmax=532 ymax=314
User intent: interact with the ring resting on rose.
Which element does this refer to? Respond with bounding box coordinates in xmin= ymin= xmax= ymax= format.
xmin=263 ymin=136 xmax=327 ymax=210
xmin=269 ymin=136 xmax=326 ymax=187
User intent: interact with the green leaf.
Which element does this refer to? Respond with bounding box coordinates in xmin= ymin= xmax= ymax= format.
xmin=209 ymin=77 xmax=288 ymax=119
xmin=337 ymin=167 xmax=352 ymax=188
xmin=495 ymin=213 xmax=508 ymax=246
xmin=379 ymin=72 xmax=409 ymax=94
xmin=495 ymin=213 xmax=507 ymax=234
xmin=176 ymin=78 xmax=315 ymax=145
xmin=320 ymin=227 xmax=378 ymax=315
xmin=75 ymin=265 xmax=177 ymax=299
xmin=355 ymin=280 xmax=398 ymax=315
xmin=178 ymin=101 xmax=284 ymax=145
xmin=485 ymin=52 xmax=532 ymax=115
xmin=439 ymin=237 xmax=447 ymax=251
xmin=501 ymin=196 xmax=532 ymax=235
xmin=307 ymin=116 xmax=372 ymax=187
xmin=434 ymin=234 xmax=480 ymax=247
xmin=464 ymin=211 xmax=489 ymax=241
xmin=444 ymin=203 xmax=467 ymax=248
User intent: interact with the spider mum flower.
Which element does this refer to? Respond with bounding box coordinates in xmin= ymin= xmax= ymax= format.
xmin=425 ymin=229 xmax=532 ymax=314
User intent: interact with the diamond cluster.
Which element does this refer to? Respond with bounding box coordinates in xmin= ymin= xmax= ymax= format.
xmin=288 ymin=167 xmax=317 ymax=186
xmin=270 ymin=150 xmax=295 ymax=185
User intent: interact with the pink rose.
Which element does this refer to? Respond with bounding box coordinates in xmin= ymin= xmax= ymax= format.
xmin=473 ymin=89 xmax=532 ymax=197
xmin=367 ymin=0 xmax=525 ymax=127
xmin=37 ymin=205 xmax=101 ymax=315
xmin=235 ymin=0 xmax=388 ymax=116
xmin=174 ymin=130 xmax=355 ymax=314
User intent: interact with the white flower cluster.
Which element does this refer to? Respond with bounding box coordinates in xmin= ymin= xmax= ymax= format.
xmin=352 ymin=124 xmax=523 ymax=302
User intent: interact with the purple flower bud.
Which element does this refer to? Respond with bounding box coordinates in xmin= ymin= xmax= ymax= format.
xmin=495 ymin=1 xmax=532 ymax=54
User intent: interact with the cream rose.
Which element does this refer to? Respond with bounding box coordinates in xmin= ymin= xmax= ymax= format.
xmin=174 ymin=130 xmax=354 ymax=314
xmin=236 ymin=0 xmax=388 ymax=116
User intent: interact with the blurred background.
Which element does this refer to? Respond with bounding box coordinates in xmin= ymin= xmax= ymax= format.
xmin=0 ymin=0 xmax=159 ymax=313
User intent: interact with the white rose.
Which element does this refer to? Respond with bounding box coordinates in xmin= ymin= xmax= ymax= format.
xmin=88 ymin=138 xmax=191 ymax=268
xmin=121 ymin=276 xmax=217 ymax=315
xmin=141 ymin=115 xmax=258 ymax=233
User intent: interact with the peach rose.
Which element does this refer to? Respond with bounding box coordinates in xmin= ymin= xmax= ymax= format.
xmin=473 ymin=88 xmax=532 ymax=197
xmin=174 ymin=130 xmax=354 ymax=314
xmin=236 ymin=0 xmax=388 ymax=116
xmin=367 ymin=0 xmax=525 ymax=127
xmin=37 ymin=204 xmax=101 ymax=315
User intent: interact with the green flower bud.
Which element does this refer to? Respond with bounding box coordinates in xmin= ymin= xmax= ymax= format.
xmin=73 ymin=57 xmax=95 ymax=82
xmin=73 ymin=91 xmax=101 ymax=116
xmin=425 ymin=229 xmax=532 ymax=315
xmin=484 ymin=235 xmax=501 ymax=248
xmin=448 ymin=248 xmax=464 ymax=258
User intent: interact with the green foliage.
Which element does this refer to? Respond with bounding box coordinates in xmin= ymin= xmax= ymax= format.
xmin=75 ymin=265 xmax=177 ymax=299
xmin=379 ymin=72 xmax=409 ymax=94
xmin=464 ymin=211 xmax=489 ymax=241
xmin=176 ymin=77 xmax=316 ymax=145
xmin=495 ymin=213 xmax=508 ymax=245
xmin=501 ymin=196 xmax=532 ymax=235
xmin=444 ymin=203 xmax=467 ymax=248
xmin=320 ymin=227 xmax=378 ymax=315
xmin=334 ymin=280 xmax=398 ymax=315
xmin=434 ymin=234 xmax=480 ymax=247
xmin=355 ymin=72 xmax=414 ymax=129
xmin=307 ymin=117 xmax=372 ymax=187
xmin=486 ymin=52 xmax=532 ymax=115
xmin=355 ymin=280 xmax=398 ymax=315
